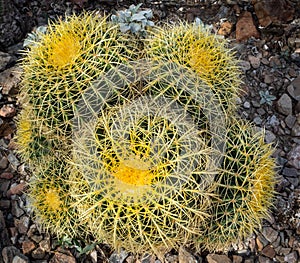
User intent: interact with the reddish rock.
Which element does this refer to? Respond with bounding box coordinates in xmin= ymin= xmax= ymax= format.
xmin=218 ymin=21 xmax=233 ymax=36
xmin=236 ymin=12 xmax=260 ymax=42
xmin=7 ymin=182 xmax=26 ymax=197
xmin=50 ymin=252 xmax=76 ymax=263
xmin=253 ymin=0 xmax=294 ymax=27
xmin=0 ymin=172 xmax=14 ymax=179
xmin=206 ymin=254 xmax=232 ymax=263
xmin=262 ymin=245 xmax=276 ymax=258
xmin=22 ymin=240 xmax=36 ymax=254
xmin=0 ymin=104 xmax=16 ymax=118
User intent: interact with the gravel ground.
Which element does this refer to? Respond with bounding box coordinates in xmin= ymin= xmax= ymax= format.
xmin=0 ymin=0 xmax=300 ymax=262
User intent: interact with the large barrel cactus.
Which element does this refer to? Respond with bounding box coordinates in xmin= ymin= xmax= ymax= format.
xmin=15 ymin=8 xmax=276 ymax=256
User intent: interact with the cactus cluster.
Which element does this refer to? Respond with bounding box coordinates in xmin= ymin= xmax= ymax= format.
xmin=16 ymin=8 xmax=276 ymax=256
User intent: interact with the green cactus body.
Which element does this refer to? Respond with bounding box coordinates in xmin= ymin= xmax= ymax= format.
xmin=15 ymin=105 xmax=65 ymax=167
xmin=199 ymin=117 xmax=277 ymax=251
xmin=70 ymin=96 xmax=216 ymax=254
xmin=146 ymin=22 xmax=241 ymax=112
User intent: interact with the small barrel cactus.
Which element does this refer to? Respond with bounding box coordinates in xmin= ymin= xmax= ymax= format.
xmin=146 ymin=21 xmax=241 ymax=111
xmin=27 ymin=157 xmax=80 ymax=239
xmin=199 ymin=117 xmax=277 ymax=251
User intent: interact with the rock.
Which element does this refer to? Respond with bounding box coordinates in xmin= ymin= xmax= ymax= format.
xmin=0 ymin=52 xmax=12 ymax=71
xmin=31 ymin=247 xmax=46 ymax=260
xmin=236 ymin=11 xmax=260 ymax=42
xmin=288 ymin=145 xmax=300 ymax=169
xmin=278 ymin=247 xmax=291 ymax=255
xmin=248 ymin=55 xmax=260 ymax=69
xmin=0 ymin=172 xmax=13 ymax=179
xmin=0 ymin=155 xmax=8 ymax=169
xmin=218 ymin=21 xmax=232 ymax=36
xmin=253 ymin=116 xmax=262 ymax=125
xmin=258 ymin=256 xmax=273 ymax=263
xmin=239 ymin=60 xmax=251 ymax=71
xmin=11 ymin=200 xmax=24 ymax=218
xmin=39 ymin=238 xmax=51 ymax=252
xmin=12 ymin=255 xmax=29 ymax=263
xmin=206 ymin=254 xmax=232 ymax=263
xmin=178 ymin=247 xmax=197 ymax=263
xmin=0 ymin=181 xmax=10 ymax=195
xmin=264 ymin=74 xmax=274 ymax=84
xmin=282 ymin=167 xmax=298 ymax=177
xmin=265 ymin=130 xmax=276 ymax=144
xmin=277 ymin=94 xmax=292 ymax=116
xmin=0 ymin=105 xmax=16 ymax=118
xmin=7 ymin=153 xmax=20 ymax=169
xmin=232 ymin=255 xmax=243 ymax=263
xmin=284 ymin=251 xmax=298 ymax=263
xmin=0 ymin=66 xmax=22 ymax=96
xmin=253 ymin=0 xmax=294 ymax=27
xmin=30 ymin=235 xmax=43 ymax=243
xmin=7 ymin=183 xmax=26 ymax=198
xmin=285 ymin=115 xmax=296 ymax=129
xmin=50 ymin=252 xmax=76 ymax=263
xmin=15 ymin=216 xmax=30 ymax=234
xmin=0 ymin=199 xmax=10 ymax=209
xmin=22 ymin=240 xmax=36 ymax=254
xmin=261 ymin=245 xmax=276 ymax=258
xmin=109 ymin=249 xmax=128 ymax=263
xmin=292 ymin=122 xmax=300 ymax=136
xmin=2 ymin=246 xmax=21 ymax=263
xmin=243 ymin=101 xmax=251 ymax=109
xmin=165 ymin=254 xmax=178 ymax=262
xmin=0 ymin=211 xmax=11 ymax=252
xmin=262 ymin=227 xmax=278 ymax=243
xmin=287 ymin=79 xmax=300 ymax=101
xmin=0 ymin=121 xmax=15 ymax=138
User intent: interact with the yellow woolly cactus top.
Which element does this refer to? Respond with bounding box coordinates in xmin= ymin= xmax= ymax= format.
xmin=112 ymin=157 xmax=154 ymax=186
xmin=47 ymin=33 xmax=82 ymax=68
xmin=44 ymin=189 xmax=63 ymax=211
xmin=16 ymin=108 xmax=33 ymax=153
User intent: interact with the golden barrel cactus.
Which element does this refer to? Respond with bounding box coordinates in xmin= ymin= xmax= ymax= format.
xmin=199 ymin=117 xmax=277 ymax=251
xmin=70 ymin=95 xmax=218 ymax=253
xmin=146 ymin=22 xmax=241 ymax=112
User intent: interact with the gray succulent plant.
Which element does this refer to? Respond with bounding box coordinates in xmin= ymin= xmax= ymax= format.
xmin=111 ymin=3 xmax=154 ymax=37
xmin=259 ymin=90 xmax=276 ymax=106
